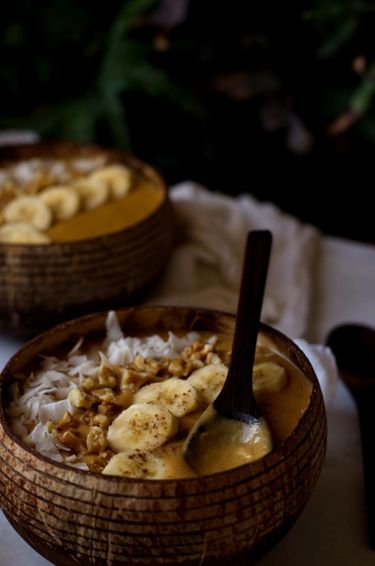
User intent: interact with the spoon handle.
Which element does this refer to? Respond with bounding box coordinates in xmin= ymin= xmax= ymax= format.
xmin=354 ymin=393 xmax=375 ymax=550
xmin=214 ymin=230 xmax=272 ymax=420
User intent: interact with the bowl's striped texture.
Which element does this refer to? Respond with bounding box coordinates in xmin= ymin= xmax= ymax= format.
xmin=0 ymin=307 xmax=327 ymax=565
xmin=0 ymin=143 xmax=174 ymax=337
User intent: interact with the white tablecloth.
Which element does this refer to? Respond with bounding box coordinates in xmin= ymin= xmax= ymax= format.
xmin=1 ymin=236 xmax=375 ymax=565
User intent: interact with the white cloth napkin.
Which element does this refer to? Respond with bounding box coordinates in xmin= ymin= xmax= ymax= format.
xmin=294 ymin=340 xmax=338 ymax=405
xmin=151 ymin=182 xmax=318 ymax=337
xmin=149 ymin=182 xmax=337 ymax=404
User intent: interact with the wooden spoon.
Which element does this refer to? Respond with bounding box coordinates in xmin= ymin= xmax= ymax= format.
xmin=184 ymin=230 xmax=272 ymax=473
xmin=326 ymin=323 xmax=375 ymax=550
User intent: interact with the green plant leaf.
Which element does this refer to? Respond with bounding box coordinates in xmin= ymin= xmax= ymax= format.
xmin=100 ymin=0 xmax=157 ymax=83
xmin=30 ymin=94 xmax=102 ymax=142
xmin=350 ymin=79 xmax=375 ymax=115
xmin=317 ymin=17 xmax=358 ymax=57
xmin=101 ymin=90 xmax=132 ymax=151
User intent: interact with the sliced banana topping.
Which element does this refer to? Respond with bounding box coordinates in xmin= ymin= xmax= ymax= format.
xmin=40 ymin=186 xmax=80 ymax=221
xmin=3 ymin=195 xmax=52 ymax=231
xmin=0 ymin=161 xmax=137 ymax=244
xmin=133 ymin=377 xmax=199 ymax=418
xmin=74 ymin=178 xmax=109 ymax=211
xmin=89 ymin=164 xmax=133 ymax=199
xmin=7 ymin=318 xmax=298 ymax=478
xmin=253 ymin=362 xmax=287 ymax=394
xmin=0 ymin=222 xmax=50 ymax=244
xmin=187 ymin=363 xmax=228 ymax=404
xmin=107 ymin=403 xmax=178 ymax=452
xmin=102 ymin=449 xmax=167 ymax=479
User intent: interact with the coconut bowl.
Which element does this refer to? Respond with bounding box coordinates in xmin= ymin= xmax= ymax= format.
xmin=0 ymin=306 xmax=327 ymax=565
xmin=0 ymin=142 xmax=174 ymax=337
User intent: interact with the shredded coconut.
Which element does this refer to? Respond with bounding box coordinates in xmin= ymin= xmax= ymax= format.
xmin=7 ymin=311 xmax=204 ymax=468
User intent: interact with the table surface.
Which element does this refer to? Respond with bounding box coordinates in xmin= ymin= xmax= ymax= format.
xmin=1 ymin=235 xmax=375 ymax=566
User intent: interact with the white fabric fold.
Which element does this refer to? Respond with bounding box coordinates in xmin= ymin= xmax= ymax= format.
xmin=294 ymin=339 xmax=338 ymax=406
xmin=148 ymin=182 xmax=337 ymax=402
xmin=150 ymin=182 xmax=319 ymax=338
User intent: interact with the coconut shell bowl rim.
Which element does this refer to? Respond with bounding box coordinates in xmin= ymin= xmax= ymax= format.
xmin=0 ymin=305 xmax=325 ymax=486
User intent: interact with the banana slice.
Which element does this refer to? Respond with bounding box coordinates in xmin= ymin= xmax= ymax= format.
xmin=74 ymin=178 xmax=109 ymax=211
xmin=133 ymin=377 xmax=199 ymax=418
xmin=252 ymin=362 xmax=287 ymax=394
xmin=102 ymin=449 xmax=167 ymax=479
xmin=3 ymin=195 xmax=52 ymax=231
xmin=0 ymin=222 xmax=50 ymax=244
xmin=89 ymin=164 xmax=133 ymax=199
xmin=107 ymin=403 xmax=178 ymax=452
xmin=187 ymin=363 xmax=228 ymax=405
xmin=40 ymin=186 xmax=80 ymax=221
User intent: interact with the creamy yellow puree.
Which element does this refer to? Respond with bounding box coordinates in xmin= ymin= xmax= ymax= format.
xmin=183 ymin=405 xmax=273 ymax=475
xmin=147 ymin=344 xmax=312 ymax=478
xmin=26 ymin=330 xmax=312 ymax=479
xmin=48 ymin=180 xmax=163 ymax=242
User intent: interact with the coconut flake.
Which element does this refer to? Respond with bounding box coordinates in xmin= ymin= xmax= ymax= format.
xmin=105 ymin=310 xmax=124 ymax=343
xmin=7 ymin=310 xmax=215 ymax=471
xmin=71 ymin=155 xmax=106 ymax=173
xmin=38 ymin=399 xmax=73 ymax=424
xmin=23 ymin=422 xmax=63 ymax=462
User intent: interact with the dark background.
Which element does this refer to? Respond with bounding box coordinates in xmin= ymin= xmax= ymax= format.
xmin=1 ymin=0 xmax=374 ymax=243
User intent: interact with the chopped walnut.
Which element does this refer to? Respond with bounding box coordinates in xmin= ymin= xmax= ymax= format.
xmin=84 ymin=450 xmax=114 ymax=474
xmin=168 ymin=359 xmax=184 ymax=377
xmin=92 ymin=414 xmax=110 ymax=428
xmin=91 ymin=387 xmax=115 ymax=403
xmin=113 ymin=390 xmax=133 ymax=408
xmin=86 ymin=426 xmax=107 ymax=455
xmin=180 ymin=341 xmax=216 ymax=367
xmin=79 ymin=409 xmax=96 ymax=425
xmin=120 ymin=368 xmax=149 ymax=392
xmin=98 ymin=403 xmax=118 ymax=417
xmin=82 ymin=377 xmax=97 ymax=391
xmin=144 ymin=357 xmax=161 ymax=375
xmin=132 ymin=354 xmax=145 ymax=371
xmin=56 ymin=410 xmax=74 ymax=429
xmin=181 ymin=346 xmax=192 ymax=359
xmin=40 ymin=335 xmax=227 ymax=473
xmin=98 ymin=364 xmax=118 ymax=388
xmin=68 ymin=387 xmax=95 ymax=409
xmin=57 ymin=430 xmax=81 ymax=451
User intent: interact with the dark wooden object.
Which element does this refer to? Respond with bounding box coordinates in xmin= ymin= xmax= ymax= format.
xmin=327 ymin=323 xmax=375 ymax=550
xmin=214 ymin=230 xmax=272 ymax=422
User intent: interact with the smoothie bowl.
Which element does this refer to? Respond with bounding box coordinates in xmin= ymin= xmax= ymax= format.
xmin=0 ymin=142 xmax=173 ymax=337
xmin=0 ymin=306 xmax=327 ymax=565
